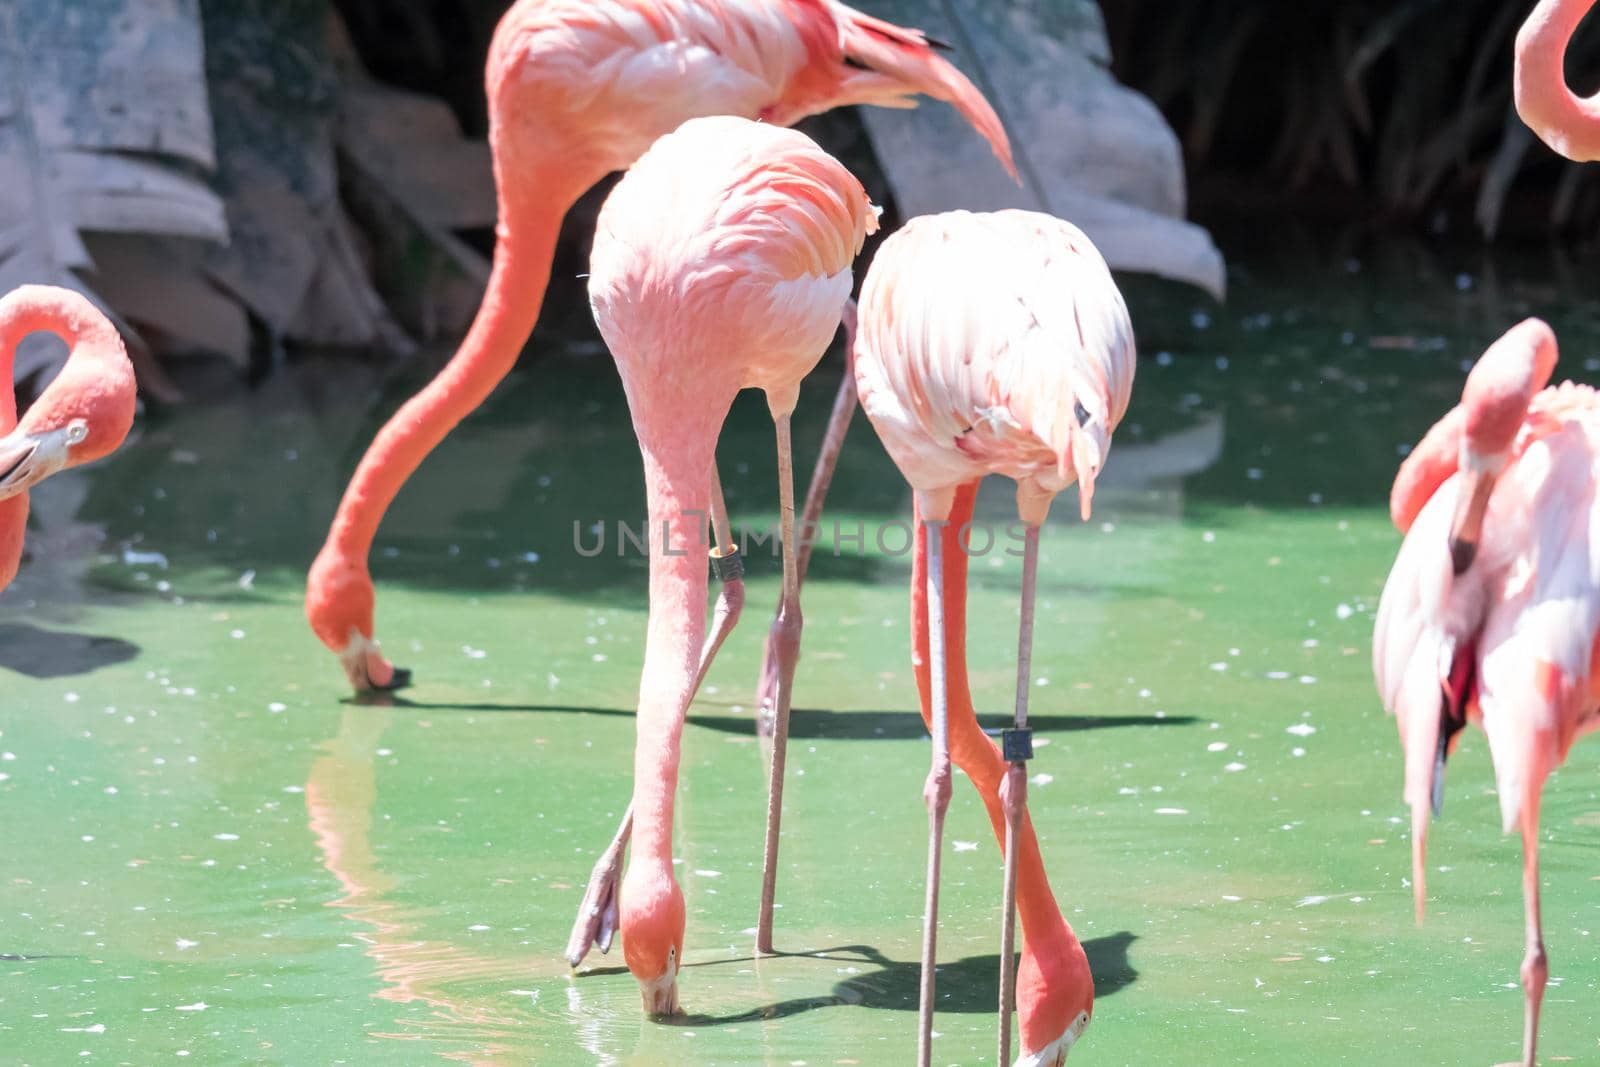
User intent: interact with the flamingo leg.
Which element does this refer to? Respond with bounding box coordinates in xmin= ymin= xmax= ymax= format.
xmin=998 ymin=522 xmax=1040 ymax=1065
xmin=918 ymin=518 xmax=952 ymax=1067
xmin=756 ymin=414 xmax=802 ymax=954
xmin=1516 ymin=794 xmax=1547 ymax=1067
xmin=567 ymin=466 xmax=741 ymax=968
xmin=693 ymin=463 xmax=746 ymax=696
xmin=756 ymin=301 xmax=858 ymax=735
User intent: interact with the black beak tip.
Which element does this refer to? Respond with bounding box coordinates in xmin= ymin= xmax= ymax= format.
xmin=1431 ymin=743 xmax=1449 ymax=818
xmin=377 ymin=666 xmax=413 ymax=692
xmin=1449 ymin=537 xmax=1477 ymax=576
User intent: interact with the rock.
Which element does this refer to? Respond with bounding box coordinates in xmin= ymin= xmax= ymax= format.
xmin=851 ymin=0 xmax=1226 ymax=299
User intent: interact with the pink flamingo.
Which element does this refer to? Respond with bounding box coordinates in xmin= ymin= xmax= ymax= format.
xmin=854 ymin=210 xmax=1133 ymax=1065
xmin=584 ymin=115 xmax=876 ymax=1013
xmin=0 ymin=286 xmax=136 ymax=586
xmin=1374 ymin=318 xmax=1600 ymax=1067
xmin=305 ymin=0 xmax=1014 ymax=695
xmin=1515 ymin=0 xmax=1600 ymax=160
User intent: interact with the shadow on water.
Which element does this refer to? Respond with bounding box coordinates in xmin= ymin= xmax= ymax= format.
xmin=0 ymin=954 xmax=74 ymax=961
xmin=0 ymin=622 xmax=139 ymax=678
xmin=349 ymin=694 xmax=1196 ymax=740
xmin=688 ymin=709 xmax=1196 ymax=741
xmin=584 ymin=933 xmax=1138 ymax=1026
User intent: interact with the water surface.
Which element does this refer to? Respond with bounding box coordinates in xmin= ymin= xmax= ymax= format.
xmin=3 ymin=234 xmax=1600 ymax=1064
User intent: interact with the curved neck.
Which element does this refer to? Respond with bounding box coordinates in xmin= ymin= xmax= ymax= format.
xmin=630 ymin=431 xmax=719 ymax=866
xmin=0 ymin=495 xmax=28 ymax=589
xmin=911 ymin=482 xmax=1069 ymax=944
xmin=323 ymin=181 xmax=575 ymax=558
xmin=1390 ymin=405 xmax=1465 ymax=533
xmin=1517 ymin=0 xmax=1600 ymax=160
xmin=0 ymin=287 xmax=129 ymax=433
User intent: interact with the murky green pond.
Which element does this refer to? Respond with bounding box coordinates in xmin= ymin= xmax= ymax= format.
xmin=5 ymin=231 xmax=1600 ymax=1065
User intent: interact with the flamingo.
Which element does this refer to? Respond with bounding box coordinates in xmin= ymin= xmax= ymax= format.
xmin=0 ymin=286 xmax=136 ymax=587
xmin=853 ymin=209 xmax=1133 ymax=1065
xmin=1374 ymin=318 xmax=1600 ymax=1067
xmin=1515 ymin=0 xmax=1600 ymax=161
xmin=304 ymin=0 xmax=1014 ymax=695
xmin=584 ymin=115 xmax=876 ymax=1013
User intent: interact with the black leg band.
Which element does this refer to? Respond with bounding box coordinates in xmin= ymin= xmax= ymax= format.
xmin=1001 ymin=727 xmax=1033 ymax=764
xmin=711 ymin=546 xmax=744 ymax=583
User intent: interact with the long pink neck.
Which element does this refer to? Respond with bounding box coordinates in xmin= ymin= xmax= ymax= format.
xmin=910 ymin=483 xmax=1070 ymax=945
xmin=630 ymin=433 xmax=718 ymax=866
xmin=1517 ymin=0 xmax=1600 ymax=160
xmin=0 ymin=494 xmax=25 ymax=590
xmin=322 ymin=179 xmax=574 ymax=559
xmin=0 ymin=301 xmax=24 ymax=589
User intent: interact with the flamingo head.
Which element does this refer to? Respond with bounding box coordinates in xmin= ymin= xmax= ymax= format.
xmin=1014 ymin=930 xmax=1093 ymax=1065
xmin=620 ymin=867 xmax=685 ymax=1016
xmin=305 ymin=546 xmax=408 ymax=693
xmin=0 ymin=286 xmax=136 ymax=499
xmin=1449 ymin=318 xmax=1558 ymax=574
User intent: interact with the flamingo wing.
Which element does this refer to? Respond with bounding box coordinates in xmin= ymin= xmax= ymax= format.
xmin=854 ymin=210 xmax=1133 ymax=498
xmin=1476 ymin=420 xmax=1600 ymax=833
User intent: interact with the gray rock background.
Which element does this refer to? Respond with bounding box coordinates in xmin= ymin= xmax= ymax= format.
xmin=854 ymin=0 xmax=1226 ymax=299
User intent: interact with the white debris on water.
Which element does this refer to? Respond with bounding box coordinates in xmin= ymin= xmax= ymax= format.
xmin=953 ymin=841 xmax=978 ymax=852
xmin=174 ymin=1002 xmax=207 ymax=1012
xmin=1287 ymin=723 xmax=1317 ymax=737
xmin=122 ymin=548 xmax=169 ymax=569
xmin=1207 ymin=742 xmax=1228 ymax=752
xmin=1335 ymin=603 xmax=1354 ymax=620
xmin=1030 ymin=773 xmax=1053 ymax=786
xmin=1224 ymin=762 xmax=1246 ymax=773
xmin=1155 ymin=808 xmax=1188 ymax=816
xmin=213 ymin=833 xmax=238 ymax=842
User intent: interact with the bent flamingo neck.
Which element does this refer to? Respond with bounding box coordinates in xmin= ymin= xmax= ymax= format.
xmin=630 ymin=429 xmax=721 ymax=865
xmin=321 ymin=183 xmax=572 ymax=560
xmin=1516 ymin=0 xmax=1600 ymax=160
xmin=910 ymin=483 xmax=1070 ymax=943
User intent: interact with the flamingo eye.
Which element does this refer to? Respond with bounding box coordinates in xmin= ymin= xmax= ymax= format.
xmin=1074 ymin=401 xmax=1091 ymax=427
xmin=66 ymin=419 xmax=88 ymax=445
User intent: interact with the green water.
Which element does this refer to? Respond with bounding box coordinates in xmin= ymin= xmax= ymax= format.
xmin=4 ymin=235 xmax=1600 ymax=1066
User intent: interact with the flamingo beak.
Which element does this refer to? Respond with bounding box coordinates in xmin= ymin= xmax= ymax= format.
xmin=1411 ymin=795 xmax=1431 ymax=925
xmin=1447 ymin=466 xmax=1497 ymax=575
xmin=1065 ymin=428 xmax=1103 ymax=521
xmin=640 ymin=973 xmax=680 ymax=1016
xmin=339 ymin=630 xmax=411 ymax=694
xmin=0 ymin=419 xmax=86 ymax=499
